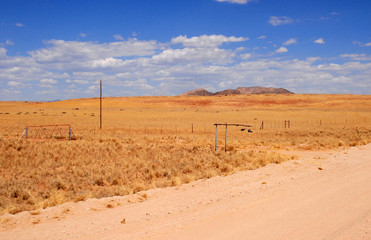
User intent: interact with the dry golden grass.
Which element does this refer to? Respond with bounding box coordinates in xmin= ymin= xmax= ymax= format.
xmin=0 ymin=94 xmax=371 ymax=215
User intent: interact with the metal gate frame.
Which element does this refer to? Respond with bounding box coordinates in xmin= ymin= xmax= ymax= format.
xmin=214 ymin=123 xmax=252 ymax=152
xmin=18 ymin=124 xmax=75 ymax=142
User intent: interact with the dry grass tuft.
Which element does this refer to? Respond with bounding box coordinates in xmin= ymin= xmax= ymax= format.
xmin=30 ymin=209 xmax=40 ymax=215
xmin=62 ymin=208 xmax=70 ymax=214
xmin=32 ymin=219 xmax=40 ymax=224
xmin=0 ymin=217 xmax=9 ymax=224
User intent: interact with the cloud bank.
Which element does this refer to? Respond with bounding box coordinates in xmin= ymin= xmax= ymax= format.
xmin=0 ymin=34 xmax=370 ymax=101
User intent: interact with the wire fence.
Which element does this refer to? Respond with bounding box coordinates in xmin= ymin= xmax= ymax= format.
xmin=2 ymin=117 xmax=370 ymax=141
xmin=80 ymin=117 xmax=371 ymax=137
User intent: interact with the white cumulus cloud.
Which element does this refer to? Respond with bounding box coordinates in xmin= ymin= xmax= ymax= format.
xmin=70 ymin=79 xmax=90 ymax=85
xmin=269 ymin=16 xmax=293 ymax=26
xmin=340 ymin=54 xmax=371 ymax=61
xmin=314 ymin=38 xmax=325 ymax=44
xmin=0 ymin=47 xmax=7 ymax=57
xmin=283 ymin=38 xmax=297 ymax=45
xmin=152 ymin=47 xmax=235 ymax=65
xmin=275 ymin=47 xmax=288 ymax=53
xmin=40 ymin=78 xmax=58 ymax=84
xmin=8 ymin=81 xmax=22 ymax=87
xmin=171 ymin=35 xmax=248 ymax=48
xmin=113 ymin=34 xmax=124 ymax=41
xmin=5 ymin=40 xmax=14 ymax=46
xmin=240 ymin=53 xmax=252 ymax=60
xmin=353 ymin=41 xmax=371 ymax=47
xmin=28 ymin=39 xmax=158 ymax=63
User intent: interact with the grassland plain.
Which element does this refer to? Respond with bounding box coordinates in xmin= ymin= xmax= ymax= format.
xmin=0 ymin=94 xmax=371 ymax=215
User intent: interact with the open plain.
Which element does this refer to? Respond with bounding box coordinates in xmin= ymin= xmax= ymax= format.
xmin=1 ymin=94 xmax=371 ymax=239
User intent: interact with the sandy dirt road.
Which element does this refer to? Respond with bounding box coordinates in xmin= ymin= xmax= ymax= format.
xmin=1 ymin=145 xmax=370 ymax=240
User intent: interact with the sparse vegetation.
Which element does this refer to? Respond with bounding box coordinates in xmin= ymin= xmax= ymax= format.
xmin=0 ymin=94 xmax=371 ymax=215
xmin=0 ymin=135 xmax=291 ymax=214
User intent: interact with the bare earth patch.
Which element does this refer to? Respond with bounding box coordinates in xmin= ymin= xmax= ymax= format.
xmin=1 ymin=144 xmax=370 ymax=240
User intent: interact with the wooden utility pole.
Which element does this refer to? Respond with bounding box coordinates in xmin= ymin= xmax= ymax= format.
xmin=100 ymin=80 xmax=102 ymax=130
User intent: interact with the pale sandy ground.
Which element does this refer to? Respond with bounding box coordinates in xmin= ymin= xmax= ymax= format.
xmin=1 ymin=144 xmax=370 ymax=240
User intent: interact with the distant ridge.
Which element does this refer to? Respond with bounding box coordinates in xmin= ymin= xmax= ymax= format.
xmin=179 ymin=87 xmax=293 ymax=96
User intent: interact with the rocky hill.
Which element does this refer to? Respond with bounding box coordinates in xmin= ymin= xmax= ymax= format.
xmin=179 ymin=88 xmax=214 ymax=96
xmin=180 ymin=87 xmax=293 ymax=96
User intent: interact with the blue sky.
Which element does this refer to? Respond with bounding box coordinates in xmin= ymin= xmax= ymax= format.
xmin=0 ymin=0 xmax=370 ymax=101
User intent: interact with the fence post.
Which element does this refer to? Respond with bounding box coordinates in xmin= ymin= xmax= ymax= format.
xmin=192 ymin=123 xmax=194 ymax=133
xmin=25 ymin=127 xmax=27 ymax=140
xmin=225 ymin=124 xmax=228 ymax=152
xmin=69 ymin=126 xmax=72 ymax=140
xmin=215 ymin=125 xmax=218 ymax=151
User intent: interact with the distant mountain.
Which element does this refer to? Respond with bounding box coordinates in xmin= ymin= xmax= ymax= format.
xmin=179 ymin=88 xmax=214 ymax=96
xmin=180 ymin=87 xmax=293 ymax=96
xmin=235 ymin=87 xmax=293 ymax=95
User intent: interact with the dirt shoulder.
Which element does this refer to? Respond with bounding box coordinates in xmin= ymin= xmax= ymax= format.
xmin=1 ymin=145 xmax=371 ymax=240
